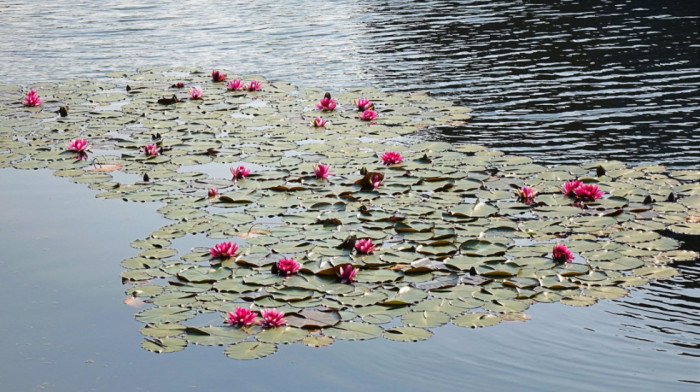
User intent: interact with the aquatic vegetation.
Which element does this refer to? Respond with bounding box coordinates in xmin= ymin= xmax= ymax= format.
xmin=230 ymin=165 xmax=250 ymax=181
xmin=208 ymin=188 xmax=218 ymax=198
xmin=337 ymin=264 xmax=359 ymax=284
xmin=173 ymin=82 xmax=185 ymax=88
xmin=23 ymin=90 xmax=42 ymax=107
xmin=313 ymin=163 xmax=332 ymax=180
xmin=311 ymin=117 xmax=327 ymax=128
xmin=276 ymin=258 xmax=300 ymax=276
xmin=67 ymin=139 xmax=88 ymax=153
xmin=227 ymin=79 xmax=244 ymax=91
xmin=574 ymin=184 xmax=604 ymax=201
xmin=247 ymin=80 xmax=262 ymax=91
xmin=316 ymin=94 xmax=337 ymax=111
xmin=226 ymin=307 xmax=257 ymax=327
xmin=189 ymin=87 xmax=203 ymax=100
xmin=355 ymin=98 xmax=374 ymax=111
xmin=211 ymin=70 xmax=227 ymax=82
xmin=552 ymin=244 xmax=574 ymax=264
xmin=210 ymin=241 xmax=238 ymax=259
xmin=561 ymin=180 xmax=582 ymax=197
xmin=360 ymin=109 xmax=378 ymax=121
xmin=260 ymin=309 xmax=287 ymax=328
xmin=355 ymin=238 xmax=375 ymax=254
xmin=381 ymin=151 xmax=403 ymax=165
xmin=142 ymin=144 xmax=160 ymax=156
xmin=1 ymin=68 xmax=696 ymax=361
xmin=517 ymin=186 xmax=537 ymax=204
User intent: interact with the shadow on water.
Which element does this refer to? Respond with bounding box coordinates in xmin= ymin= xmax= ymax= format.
xmin=0 ymin=168 xmax=698 ymax=391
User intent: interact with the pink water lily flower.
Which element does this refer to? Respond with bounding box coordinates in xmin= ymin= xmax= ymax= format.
xmin=574 ymin=184 xmax=604 ymax=201
xmin=354 ymin=98 xmax=374 ymax=112
xmin=276 ymin=258 xmax=300 ymax=276
xmin=225 ymin=307 xmax=258 ymax=327
xmin=173 ymin=82 xmax=185 ymax=88
xmin=561 ymin=180 xmax=583 ymax=197
xmin=247 ymin=80 xmax=262 ymax=91
xmin=314 ymin=163 xmax=332 ymax=180
xmin=142 ymin=144 xmax=160 ymax=157
xmin=208 ymin=188 xmax=218 ymax=198
xmin=189 ymin=87 xmax=203 ymax=100
xmin=552 ymin=244 xmax=574 ymax=264
xmin=355 ymin=238 xmax=375 ymax=254
xmin=360 ymin=109 xmax=378 ymax=121
xmin=211 ymin=70 xmax=227 ymax=82
xmin=210 ymin=241 xmax=239 ymax=259
xmin=260 ymin=309 xmax=287 ymax=328
xmin=311 ymin=117 xmax=327 ymax=127
xmin=67 ymin=139 xmax=88 ymax=153
xmin=230 ymin=165 xmax=251 ymax=181
xmin=227 ymin=79 xmax=244 ymax=91
xmin=371 ymin=175 xmax=383 ymax=190
xmin=316 ymin=95 xmax=337 ymax=111
xmin=381 ymin=151 xmax=403 ymax=165
xmin=337 ymin=264 xmax=359 ymax=284
xmin=23 ymin=90 xmax=43 ymax=107
xmin=517 ymin=186 xmax=537 ymax=204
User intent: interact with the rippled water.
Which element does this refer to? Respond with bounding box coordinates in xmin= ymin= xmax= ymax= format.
xmin=0 ymin=0 xmax=698 ymax=167
xmin=0 ymin=1 xmax=698 ymax=390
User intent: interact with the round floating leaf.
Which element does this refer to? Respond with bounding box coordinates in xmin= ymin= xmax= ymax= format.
xmin=383 ymin=327 xmax=433 ymax=342
xmin=135 ymin=306 xmax=197 ymax=324
xmin=302 ymin=335 xmax=335 ymax=347
xmin=561 ymin=296 xmax=597 ymax=307
xmin=256 ymin=326 xmax=308 ymax=344
xmin=185 ymin=326 xmax=248 ymax=346
xmin=141 ymin=337 xmax=187 ymax=353
xmin=452 ymin=313 xmax=502 ymax=328
xmin=140 ymin=323 xmax=187 ymax=338
xmin=224 ymin=342 xmax=277 ymax=360
xmin=325 ymin=321 xmax=383 ymax=340
xmin=401 ymin=311 xmax=450 ymax=328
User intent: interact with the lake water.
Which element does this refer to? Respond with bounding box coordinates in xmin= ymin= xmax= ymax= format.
xmin=0 ymin=1 xmax=698 ymax=390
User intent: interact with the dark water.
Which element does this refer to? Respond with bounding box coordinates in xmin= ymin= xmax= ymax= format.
xmin=0 ymin=1 xmax=699 ymax=390
xmin=0 ymin=0 xmax=698 ymax=167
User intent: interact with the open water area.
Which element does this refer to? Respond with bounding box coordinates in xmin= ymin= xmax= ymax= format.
xmin=0 ymin=1 xmax=698 ymax=391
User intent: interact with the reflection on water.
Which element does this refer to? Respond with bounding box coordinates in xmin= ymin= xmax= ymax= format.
xmin=0 ymin=1 xmax=698 ymax=167
xmin=0 ymin=171 xmax=698 ymax=390
xmin=0 ymin=0 xmax=699 ymax=390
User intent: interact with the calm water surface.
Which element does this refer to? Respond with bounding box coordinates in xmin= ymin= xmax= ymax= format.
xmin=0 ymin=1 xmax=698 ymax=390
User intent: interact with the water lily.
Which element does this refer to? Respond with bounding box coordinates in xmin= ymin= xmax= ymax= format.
xmin=561 ymin=180 xmax=583 ymax=197
xmin=381 ymin=151 xmax=403 ymax=165
xmin=230 ymin=165 xmax=251 ymax=181
xmin=574 ymin=184 xmax=604 ymax=201
xmin=208 ymin=188 xmax=218 ymax=198
xmin=227 ymin=79 xmax=244 ymax=91
xmin=23 ymin=90 xmax=42 ymax=107
xmin=316 ymin=94 xmax=337 ymax=111
xmin=337 ymin=264 xmax=359 ymax=284
xmin=354 ymin=98 xmax=374 ymax=111
xmin=311 ymin=117 xmax=327 ymax=127
xmin=314 ymin=163 xmax=332 ymax=180
xmin=225 ymin=307 xmax=257 ymax=327
xmin=360 ymin=109 xmax=378 ymax=121
xmin=552 ymin=244 xmax=574 ymax=263
xmin=142 ymin=144 xmax=160 ymax=156
xmin=211 ymin=70 xmax=227 ymax=82
xmin=67 ymin=139 xmax=88 ymax=153
xmin=173 ymin=82 xmax=185 ymax=88
xmin=371 ymin=174 xmax=382 ymax=190
xmin=276 ymin=258 xmax=300 ymax=276
xmin=260 ymin=309 xmax=287 ymax=328
xmin=189 ymin=87 xmax=203 ymax=100
xmin=210 ymin=241 xmax=238 ymax=259
xmin=355 ymin=238 xmax=375 ymax=254
xmin=517 ymin=186 xmax=537 ymax=204
xmin=247 ymin=80 xmax=262 ymax=91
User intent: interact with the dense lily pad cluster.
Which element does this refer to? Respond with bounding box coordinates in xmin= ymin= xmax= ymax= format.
xmin=0 ymin=67 xmax=698 ymax=360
